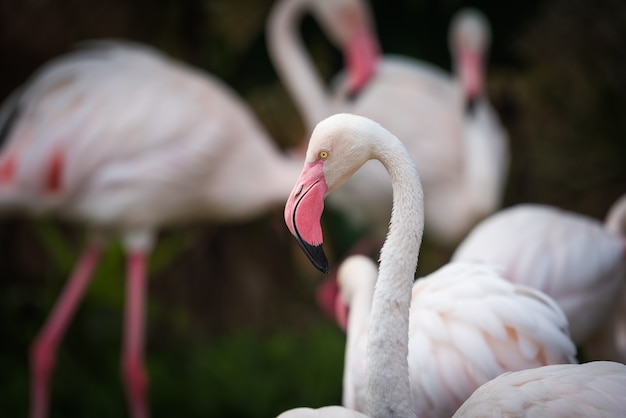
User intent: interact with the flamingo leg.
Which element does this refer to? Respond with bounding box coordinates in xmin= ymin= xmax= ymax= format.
xmin=30 ymin=245 xmax=102 ymax=418
xmin=122 ymin=250 xmax=150 ymax=418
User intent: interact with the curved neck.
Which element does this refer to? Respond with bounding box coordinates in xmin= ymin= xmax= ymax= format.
xmin=267 ymin=0 xmax=333 ymax=131
xmin=604 ymin=194 xmax=626 ymax=237
xmin=366 ymin=135 xmax=424 ymax=417
xmin=343 ymin=280 xmax=374 ymax=406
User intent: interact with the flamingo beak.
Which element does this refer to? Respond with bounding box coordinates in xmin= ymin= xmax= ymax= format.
xmin=334 ymin=290 xmax=349 ymax=332
xmin=284 ymin=160 xmax=329 ymax=273
xmin=345 ymin=27 xmax=380 ymax=97
xmin=459 ymin=48 xmax=484 ymax=111
xmin=316 ymin=273 xmax=340 ymax=318
xmin=316 ymin=274 xmax=349 ymax=331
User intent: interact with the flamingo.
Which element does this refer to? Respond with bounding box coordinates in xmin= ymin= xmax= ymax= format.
xmin=452 ymin=196 xmax=626 ymax=362
xmin=268 ymin=1 xmax=509 ymax=247
xmin=452 ymin=361 xmax=626 ymax=417
xmin=426 ymin=7 xmax=510 ymax=244
xmin=278 ymin=113 xmax=574 ymax=417
xmin=0 ymin=41 xmax=305 ymax=418
xmin=335 ymin=256 xmax=577 ymax=417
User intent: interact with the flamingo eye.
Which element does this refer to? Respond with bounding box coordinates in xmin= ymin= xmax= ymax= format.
xmin=319 ymin=150 xmax=329 ymax=159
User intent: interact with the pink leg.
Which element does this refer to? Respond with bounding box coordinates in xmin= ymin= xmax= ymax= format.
xmin=122 ymin=251 xmax=150 ymax=418
xmin=30 ymin=245 xmax=102 ymax=418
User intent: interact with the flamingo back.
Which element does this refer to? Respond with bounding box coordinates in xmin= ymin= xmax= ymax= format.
xmin=408 ymin=261 xmax=577 ymax=418
xmin=452 ymin=361 xmax=626 ymax=417
xmin=452 ymin=204 xmax=626 ymax=343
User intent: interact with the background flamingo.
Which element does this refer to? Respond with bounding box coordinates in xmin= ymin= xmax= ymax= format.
xmin=0 ymin=41 xmax=305 ymax=418
xmin=268 ymin=0 xmax=509 ymax=249
xmin=452 ymin=196 xmax=626 ymax=362
xmin=280 ymin=113 xmax=575 ymax=418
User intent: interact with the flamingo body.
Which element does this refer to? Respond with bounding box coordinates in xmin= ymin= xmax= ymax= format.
xmin=277 ymin=406 xmax=369 ymax=418
xmin=1 ymin=41 xmax=300 ymax=225
xmin=1 ymin=41 xmax=303 ymax=418
xmin=408 ymin=262 xmax=576 ymax=418
xmin=452 ymin=202 xmax=626 ymax=355
xmin=453 ymin=361 xmax=626 ymax=417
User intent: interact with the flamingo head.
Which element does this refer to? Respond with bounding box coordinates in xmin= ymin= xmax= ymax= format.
xmin=449 ymin=8 xmax=491 ymax=104
xmin=336 ymin=254 xmax=378 ymax=331
xmin=284 ymin=156 xmax=329 ymax=273
xmin=312 ymin=0 xmax=380 ymax=96
xmin=284 ymin=114 xmax=378 ymax=273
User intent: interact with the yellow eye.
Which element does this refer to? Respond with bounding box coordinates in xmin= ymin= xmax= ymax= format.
xmin=319 ymin=150 xmax=329 ymax=159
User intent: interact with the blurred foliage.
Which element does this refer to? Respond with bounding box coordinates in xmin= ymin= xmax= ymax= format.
xmin=1 ymin=0 xmax=626 ymax=417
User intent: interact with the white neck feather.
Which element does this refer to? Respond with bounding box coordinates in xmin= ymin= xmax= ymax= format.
xmin=365 ymin=132 xmax=424 ymax=418
xmin=605 ymin=194 xmax=626 ymax=237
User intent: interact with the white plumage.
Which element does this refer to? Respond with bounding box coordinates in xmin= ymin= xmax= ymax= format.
xmin=277 ymin=406 xmax=368 ymax=418
xmin=1 ymin=41 xmax=302 ymax=224
xmin=453 ymin=361 xmax=626 ymax=417
xmin=337 ymin=258 xmax=577 ymax=418
xmin=452 ymin=198 xmax=626 ymax=361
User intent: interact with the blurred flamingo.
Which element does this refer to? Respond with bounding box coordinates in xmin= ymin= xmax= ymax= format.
xmin=266 ymin=0 xmax=380 ymax=130
xmin=0 ymin=41 xmax=305 ymax=418
xmin=452 ymin=195 xmax=626 ymax=362
xmin=268 ymin=1 xmax=509 ymax=248
xmin=453 ymin=361 xmax=626 ymax=417
xmin=279 ymin=114 xmax=573 ymax=417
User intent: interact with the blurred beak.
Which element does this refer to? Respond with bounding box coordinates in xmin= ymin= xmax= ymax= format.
xmin=284 ymin=161 xmax=329 ymax=273
xmin=345 ymin=27 xmax=380 ymax=97
xmin=334 ymin=289 xmax=349 ymax=332
xmin=459 ymin=48 xmax=484 ymax=105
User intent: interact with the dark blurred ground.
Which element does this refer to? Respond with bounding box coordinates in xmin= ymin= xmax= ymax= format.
xmin=0 ymin=0 xmax=625 ymax=417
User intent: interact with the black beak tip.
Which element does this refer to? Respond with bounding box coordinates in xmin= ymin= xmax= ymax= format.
xmin=296 ymin=238 xmax=329 ymax=273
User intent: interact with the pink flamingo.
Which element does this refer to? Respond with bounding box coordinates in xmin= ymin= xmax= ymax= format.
xmin=0 ymin=41 xmax=309 ymax=418
xmin=278 ymin=113 xmax=573 ymax=417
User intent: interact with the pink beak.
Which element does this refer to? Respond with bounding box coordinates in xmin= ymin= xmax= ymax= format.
xmin=459 ymin=48 xmax=484 ymax=102
xmin=345 ymin=27 xmax=380 ymax=97
xmin=316 ymin=274 xmax=348 ymax=331
xmin=284 ymin=160 xmax=330 ymax=273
